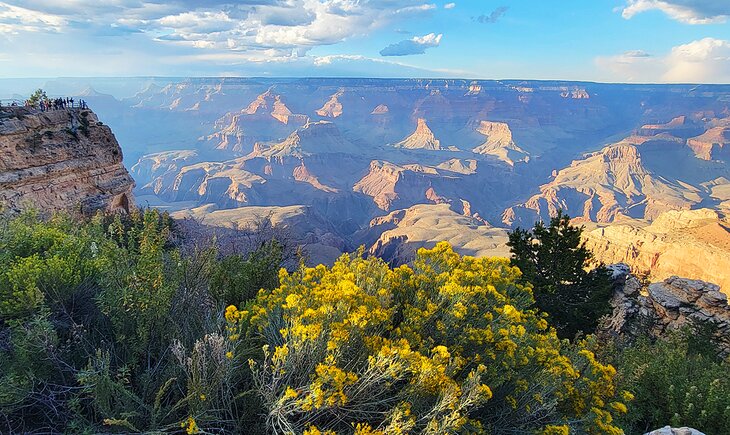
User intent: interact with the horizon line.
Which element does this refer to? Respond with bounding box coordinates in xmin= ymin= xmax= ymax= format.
xmin=1 ymin=76 xmax=729 ymax=87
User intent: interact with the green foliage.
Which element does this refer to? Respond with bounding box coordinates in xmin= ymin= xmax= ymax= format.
xmin=1 ymin=210 xmax=664 ymax=434
xmin=210 ymin=240 xmax=283 ymax=306
xmin=607 ymin=330 xmax=730 ymax=434
xmin=27 ymin=89 xmax=47 ymax=106
xmin=507 ymin=210 xmax=613 ymax=338
xmin=96 ymin=210 xmax=179 ymax=358
xmin=0 ymin=209 xmax=286 ymax=433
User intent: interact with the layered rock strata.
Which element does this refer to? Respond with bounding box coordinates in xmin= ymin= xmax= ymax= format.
xmin=0 ymin=106 xmax=134 ymax=214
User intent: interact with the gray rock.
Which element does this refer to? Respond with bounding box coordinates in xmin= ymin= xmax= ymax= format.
xmin=601 ymin=265 xmax=730 ymax=355
xmin=644 ymin=426 xmax=705 ymax=435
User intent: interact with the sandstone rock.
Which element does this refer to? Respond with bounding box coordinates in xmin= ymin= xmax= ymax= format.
xmin=316 ymin=89 xmax=344 ymax=118
xmin=0 ymin=106 xmax=134 ymax=214
xmin=644 ymin=426 xmax=705 ymax=435
xmin=370 ymin=104 xmax=389 ymax=115
xmin=639 ymin=116 xmax=701 ymax=137
xmin=503 ymin=135 xmax=724 ymax=226
xmin=171 ymin=204 xmax=346 ymax=266
xmin=252 ymin=121 xmax=359 ymax=159
xmin=584 ymin=209 xmax=730 ymax=293
xmin=392 ymin=118 xmax=441 ymax=150
xmin=361 ymin=204 xmax=510 ymax=265
xmin=472 ymin=120 xmax=528 ymax=165
xmin=687 ymin=126 xmax=729 ymax=161
xmin=603 ymin=268 xmax=730 ymax=354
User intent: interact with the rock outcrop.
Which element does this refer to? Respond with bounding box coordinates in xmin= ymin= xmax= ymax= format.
xmin=644 ymin=427 xmax=705 ymax=435
xmin=171 ymin=204 xmax=346 ymax=265
xmin=251 ymin=121 xmax=359 ymax=158
xmin=472 ymin=120 xmax=528 ymax=165
xmin=316 ymin=89 xmax=344 ymax=118
xmin=361 ymin=203 xmax=510 ymax=265
xmin=392 ymin=118 xmax=441 ymax=150
xmin=603 ymin=265 xmax=730 ymax=354
xmin=687 ymin=126 xmax=729 ymax=161
xmin=584 ymin=209 xmax=730 ymax=293
xmin=639 ymin=116 xmax=701 ymax=138
xmin=503 ymin=136 xmax=723 ymax=226
xmin=370 ymin=104 xmax=389 ymax=115
xmin=0 ymin=106 xmax=134 ymax=214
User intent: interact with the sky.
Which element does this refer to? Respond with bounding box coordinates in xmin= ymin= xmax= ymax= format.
xmin=1 ymin=0 xmax=730 ymax=82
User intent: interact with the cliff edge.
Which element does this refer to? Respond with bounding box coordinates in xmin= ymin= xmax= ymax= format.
xmin=0 ymin=106 xmax=134 ymax=214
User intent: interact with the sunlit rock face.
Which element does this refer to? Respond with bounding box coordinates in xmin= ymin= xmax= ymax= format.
xmin=583 ymin=209 xmax=730 ymax=293
xmin=0 ymin=106 xmax=134 ymax=215
xmin=392 ymin=118 xmax=441 ymax=150
xmin=604 ymin=266 xmax=730 ymax=353
xmin=104 ymin=77 xmax=730 ymax=286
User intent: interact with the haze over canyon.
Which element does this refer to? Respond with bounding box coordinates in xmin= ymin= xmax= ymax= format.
xmin=3 ymin=77 xmax=727 ymax=290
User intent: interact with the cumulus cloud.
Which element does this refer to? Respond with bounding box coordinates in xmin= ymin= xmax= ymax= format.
xmin=664 ymin=37 xmax=730 ymax=82
xmin=0 ymin=0 xmax=437 ymax=58
xmin=380 ymin=32 xmax=442 ymax=56
xmin=0 ymin=3 xmax=65 ymax=33
xmin=444 ymin=3 xmax=456 ymax=9
xmin=621 ymin=0 xmax=730 ymax=24
xmin=475 ymin=6 xmax=508 ymax=24
xmin=596 ymin=38 xmax=730 ymax=83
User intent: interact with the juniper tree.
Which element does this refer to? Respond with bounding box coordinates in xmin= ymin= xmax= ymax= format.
xmin=507 ymin=210 xmax=613 ymax=339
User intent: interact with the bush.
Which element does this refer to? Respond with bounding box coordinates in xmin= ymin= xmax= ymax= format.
xmin=226 ymin=242 xmax=629 ymax=434
xmin=0 ymin=210 xmax=636 ymax=434
xmin=508 ymin=210 xmax=613 ymax=339
xmin=606 ymin=330 xmax=730 ymax=434
xmin=0 ymin=209 xmax=286 ymax=433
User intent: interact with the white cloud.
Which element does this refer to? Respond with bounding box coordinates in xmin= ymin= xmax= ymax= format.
xmin=380 ymin=32 xmax=442 ymax=56
xmin=0 ymin=0 xmax=436 ymax=58
xmin=621 ymin=0 xmax=729 ymax=24
xmin=444 ymin=3 xmax=456 ymax=9
xmin=596 ymin=38 xmax=730 ymax=83
xmin=0 ymin=3 xmax=65 ymax=33
xmin=664 ymin=37 xmax=730 ymax=82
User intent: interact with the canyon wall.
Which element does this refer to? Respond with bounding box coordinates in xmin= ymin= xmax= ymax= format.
xmin=0 ymin=106 xmax=134 ymax=214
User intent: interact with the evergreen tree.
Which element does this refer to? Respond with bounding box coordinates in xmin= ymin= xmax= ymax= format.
xmin=507 ymin=210 xmax=613 ymax=339
xmin=27 ymin=89 xmax=47 ymax=106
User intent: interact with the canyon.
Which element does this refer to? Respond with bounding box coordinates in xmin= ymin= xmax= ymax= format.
xmin=4 ymin=77 xmax=729 ymax=292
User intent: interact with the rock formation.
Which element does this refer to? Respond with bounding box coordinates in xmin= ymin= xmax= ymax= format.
xmin=0 ymin=106 xmax=134 ymax=214
xmin=171 ymin=204 xmax=346 ymax=266
xmin=392 ymin=118 xmax=441 ymax=150
xmin=316 ymin=89 xmax=344 ymax=118
xmin=472 ymin=120 xmax=528 ymax=165
xmin=119 ymin=78 xmax=730 ymax=292
xmin=645 ymin=427 xmax=705 ymax=435
xmin=639 ymin=116 xmax=701 ymax=137
xmin=584 ymin=209 xmax=730 ymax=293
xmin=243 ymin=89 xmax=304 ymax=124
xmin=503 ymin=135 xmax=727 ymax=226
xmin=251 ymin=121 xmax=359 ymax=158
xmin=603 ymin=264 xmax=730 ymax=354
xmin=361 ymin=203 xmax=509 ymax=265
xmin=560 ymin=88 xmax=590 ymax=99
xmin=370 ymin=104 xmax=389 ymax=115
xmin=687 ymin=126 xmax=729 ymax=161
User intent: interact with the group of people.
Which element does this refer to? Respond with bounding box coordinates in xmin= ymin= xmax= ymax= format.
xmin=25 ymin=97 xmax=88 ymax=111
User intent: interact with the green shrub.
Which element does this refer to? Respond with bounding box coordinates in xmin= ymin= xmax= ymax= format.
xmin=608 ymin=330 xmax=730 ymax=434
xmin=508 ymin=210 xmax=613 ymax=339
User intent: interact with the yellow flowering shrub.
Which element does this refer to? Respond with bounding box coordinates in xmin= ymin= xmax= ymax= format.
xmin=226 ymin=242 xmax=627 ymax=434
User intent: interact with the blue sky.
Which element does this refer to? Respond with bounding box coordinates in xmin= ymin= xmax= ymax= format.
xmin=1 ymin=0 xmax=729 ymax=82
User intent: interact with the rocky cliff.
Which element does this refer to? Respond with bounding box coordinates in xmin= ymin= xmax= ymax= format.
xmin=392 ymin=118 xmax=441 ymax=150
xmin=603 ymin=264 xmax=730 ymax=354
xmin=584 ymin=209 xmax=730 ymax=293
xmin=0 ymin=106 xmax=134 ymax=214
